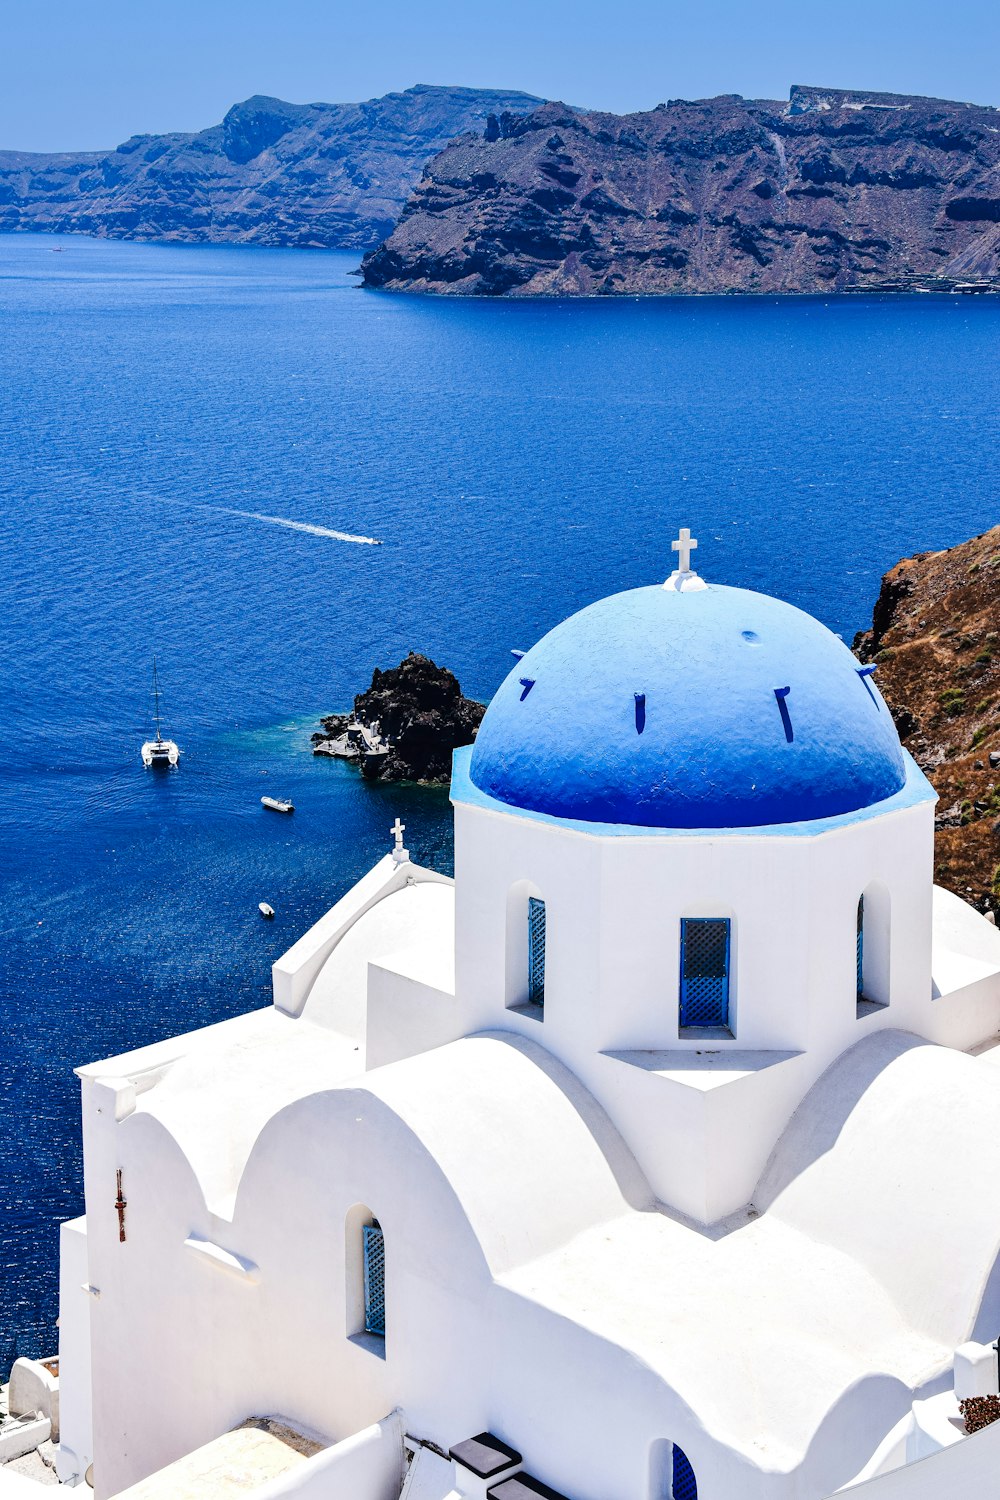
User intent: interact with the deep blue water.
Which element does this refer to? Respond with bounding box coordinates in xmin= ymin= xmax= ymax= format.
xmin=2 ymin=232 xmax=1000 ymax=1372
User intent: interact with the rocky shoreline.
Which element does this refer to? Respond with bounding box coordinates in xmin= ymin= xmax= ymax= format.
xmin=855 ymin=524 xmax=1000 ymax=916
xmin=312 ymin=652 xmax=485 ymax=783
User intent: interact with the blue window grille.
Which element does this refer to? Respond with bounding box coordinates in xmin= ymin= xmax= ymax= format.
xmin=856 ymin=898 xmax=865 ymax=1002
xmin=671 ymin=1445 xmax=697 ymax=1500
xmin=363 ymin=1221 xmax=385 ymax=1337
xmin=679 ymin=918 xmax=730 ymax=1029
xmin=528 ymin=897 xmax=546 ymax=1008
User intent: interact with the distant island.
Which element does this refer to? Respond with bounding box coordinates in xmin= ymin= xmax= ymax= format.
xmin=0 ymin=85 xmax=542 ymax=249
xmin=361 ymin=84 xmax=1000 ymax=296
xmin=6 ymin=81 xmax=1000 ymax=298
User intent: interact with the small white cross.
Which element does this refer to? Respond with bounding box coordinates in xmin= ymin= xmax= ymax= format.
xmin=671 ymin=527 xmax=698 ymax=574
xmin=391 ymin=818 xmax=405 ymax=852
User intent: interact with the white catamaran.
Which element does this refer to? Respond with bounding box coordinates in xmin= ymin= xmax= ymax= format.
xmin=140 ymin=659 xmax=180 ymax=768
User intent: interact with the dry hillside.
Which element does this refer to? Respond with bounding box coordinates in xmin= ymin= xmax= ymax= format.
xmin=855 ymin=526 xmax=1000 ymax=914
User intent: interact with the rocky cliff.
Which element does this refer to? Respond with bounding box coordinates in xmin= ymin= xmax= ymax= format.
xmin=855 ymin=526 xmax=1000 ymax=915
xmin=361 ymin=84 xmax=1000 ymax=294
xmin=313 ymin=652 xmax=485 ymax=783
xmin=0 ymin=85 xmax=542 ymax=248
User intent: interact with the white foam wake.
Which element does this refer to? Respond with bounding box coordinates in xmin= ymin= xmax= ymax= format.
xmin=179 ymin=500 xmax=381 ymax=545
xmin=219 ymin=505 xmax=381 ymax=545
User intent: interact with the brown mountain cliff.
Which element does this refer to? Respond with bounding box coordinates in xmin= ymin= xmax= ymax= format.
xmin=361 ymin=85 xmax=1000 ymax=294
xmin=855 ymin=526 xmax=1000 ymax=915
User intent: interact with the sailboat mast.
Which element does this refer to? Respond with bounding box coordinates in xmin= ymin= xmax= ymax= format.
xmin=153 ymin=658 xmax=162 ymax=741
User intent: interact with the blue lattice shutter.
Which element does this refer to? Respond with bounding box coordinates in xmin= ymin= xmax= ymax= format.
xmin=528 ymin=897 xmax=546 ymax=1008
xmin=856 ymin=898 xmax=865 ymax=1002
xmin=679 ymin=919 xmax=730 ymax=1028
xmin=671 ymin=1444 xmax=697 ymax=1500
xmin=363 ymin=1222 xmax=385 ymax=1336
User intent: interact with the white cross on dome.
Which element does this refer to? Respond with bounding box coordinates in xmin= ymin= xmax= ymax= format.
xmin=672 ymin=527 xmax=698 ymax=573
xmin=664 ymin=526 xmax=707 ymax=592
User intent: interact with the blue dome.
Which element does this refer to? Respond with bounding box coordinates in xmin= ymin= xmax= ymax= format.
xmin=469 ymin=583 xmax=907 ymax=830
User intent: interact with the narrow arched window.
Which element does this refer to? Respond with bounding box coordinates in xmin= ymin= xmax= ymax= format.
xmin=671 ymin=1445 xmax=697 ymax=1499
xmin=856 ymin=884 xmax=890 ymax=1017
xmin=679 ymin=918 xmax=731 ymax=1031
xmin=363 ymin=1219 xmax=385 ymax=1337
xmin=528 ymin=897 xmax=546 ymax=1009
xmin=346 ymin=1204 xmax=386 ymax=1354
xmin=505 ymin=882 xmax=545 ymax=1017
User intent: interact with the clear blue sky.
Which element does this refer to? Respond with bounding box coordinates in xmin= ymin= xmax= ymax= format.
xmin=5 ymin=0 xmax=1000 ymax=152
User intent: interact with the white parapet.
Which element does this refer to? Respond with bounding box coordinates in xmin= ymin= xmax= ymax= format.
xmin=954 ymin=1340 xmax=999 ymax=1400
xmin=54 ymin=1215 xmax=93 ymax=1486
xmin=0 ymin=1413 xmax=51 ymax=1465
xmin=832 ymin=1410 xmax=1000 ymax=1496
xmin=250 ymin=1413 xmax=405 ymax=1500
xmin=271 ymin=855 xmax=451 ymax=1017
xmin=109 ymin=1413 xmax=406 ymax=1500
xmin=7 ymin=1356 xmax=59 ymax=1439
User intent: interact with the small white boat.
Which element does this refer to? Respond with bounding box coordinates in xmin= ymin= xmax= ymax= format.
xmin=259 ymin=902 xmax=275 ymax=919
xmin=261 ymin=796 xmax=294 ymax=814
xmin=141 ymin=660 xmax=180 ymax=768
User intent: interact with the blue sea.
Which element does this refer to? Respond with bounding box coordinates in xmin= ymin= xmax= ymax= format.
xmin=2 ymin=232 xmax=999 ymax=1372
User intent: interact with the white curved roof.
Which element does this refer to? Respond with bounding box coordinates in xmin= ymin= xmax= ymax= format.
xmin=301 ymin=881 xmax=455 ymax=1039
xmin=120 ymin=1010 xmax=365 ymax=1214
xmin=351 ymin=1032 xmax=649 ymax=1272
xmin=501 ymin=1030 xmax=1000 ymax=1474
xmin=757 ymin=1030 xmax=1000 ymax=1341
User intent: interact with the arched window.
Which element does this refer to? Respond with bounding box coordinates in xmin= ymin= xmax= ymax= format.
xmin=649 ymin=1439 xmax=698 ymax=1499
xmin=505 ymin=881 xmax=545 ymax=1017
xmin=856 ymin=883 xmax=891 ymax=1017
xmin=363 ymin=1219 xmax=385 ymax=1336
xmin=679 ymin=918 xmax=731 ymax=1032
xmin=671 ymin=1445 xmax=697 ymax=1499
xmin=345 ymin=1204 xmax=385 ymax=1351
xmin=528 ymin=897 xmax=546 ymax=1009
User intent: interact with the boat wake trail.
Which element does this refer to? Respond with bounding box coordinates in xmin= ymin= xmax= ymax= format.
xmin=174 ymin=500 xmax=381 ymax=545
xmin=222 ymin=507 xmax=382 ymax=545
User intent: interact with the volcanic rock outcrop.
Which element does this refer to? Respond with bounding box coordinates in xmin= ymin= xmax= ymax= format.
xmin=0 ymin=86 xmax=542 ymax=248
xmin=361 ymin=84 xmax=1000 ymax=295
xmin=855 ymin=525 xmax=1000 ymax=915
xmin=313 ymin=653 xmax=485 ymax=783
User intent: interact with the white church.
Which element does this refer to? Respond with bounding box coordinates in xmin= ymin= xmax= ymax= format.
xmin=44 ymin=535 xmax=1000 ymax=1498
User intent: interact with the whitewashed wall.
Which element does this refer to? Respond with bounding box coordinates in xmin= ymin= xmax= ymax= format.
xmin=451 ymin=781 xmax=999 ymax=1223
